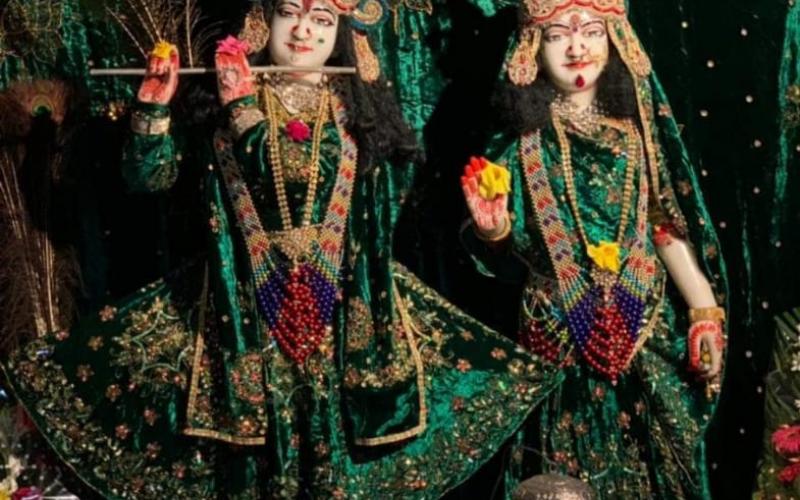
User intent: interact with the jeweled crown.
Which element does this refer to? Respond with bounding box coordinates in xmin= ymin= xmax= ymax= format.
xmin=523 ymin=0 xmax=626 ymax=25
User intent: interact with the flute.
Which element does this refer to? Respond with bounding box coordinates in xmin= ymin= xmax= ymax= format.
xmin=90 ymin=66 xmax=357 ymax=76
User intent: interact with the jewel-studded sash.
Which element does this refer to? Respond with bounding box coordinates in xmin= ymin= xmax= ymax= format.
xmin=519 ymin=128 xmax=658 ymax=381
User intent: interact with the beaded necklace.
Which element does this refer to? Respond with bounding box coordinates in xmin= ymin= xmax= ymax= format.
xmin=520 ymin=111 xmax=658 ymax=381
xmin=214 ymin=80 xmax=358 ymax=365
xmin=262 ymin=83 xmax=330 ymax=254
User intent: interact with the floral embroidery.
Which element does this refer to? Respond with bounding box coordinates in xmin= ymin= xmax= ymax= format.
xmin=109 ymin=296 xmax=193 ymax=395
xmin=490 ymin=348 xmax=508 ymax=360
xmin=143 ymin=408 xmax=158 ymax=426
xmin=106 ymin=384 xmax=122 ymax=402
xmin=342 ymin=320 xmax=417 ymax=389
xmin=76 ymin=364 xmax=93 ymax=382
xmin=115 ymin=424 xmax=130 ymax=440
xmin=145 ymin=442 xmax=161 ymax=460
xmin=345 ymin=297 xmax=374 ymax=352
xmin=99 ymin=305 xmax=117 ymax=322
xmin=88 ymin=336 xmax=104 ymax=351
xmin=230 ymin=352 xmax=266 ymax=405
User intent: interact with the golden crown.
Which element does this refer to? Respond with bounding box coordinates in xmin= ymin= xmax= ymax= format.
xmin=523 ymin=0 xmax=626 ymax=25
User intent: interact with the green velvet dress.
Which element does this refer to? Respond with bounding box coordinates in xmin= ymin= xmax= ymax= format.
xmin=2 ymin=84 xmax=558 ymax=499
xmin=463 ymin=97 xmax=727 ymax=498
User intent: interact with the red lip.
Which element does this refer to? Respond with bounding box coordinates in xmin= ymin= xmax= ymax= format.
xmin=286 ymin=43 xmax=313 ymax=53
xmin=564 ymin=61 xmax=593 ymax=70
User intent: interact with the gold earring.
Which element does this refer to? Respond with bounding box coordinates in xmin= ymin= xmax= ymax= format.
xmin=239 ymin=4 xmax=270 ymax=54
xmin=353 ymin=31 xmax=380 ymax=83
xmin=507 ymin=28 xmax=541 ymax=86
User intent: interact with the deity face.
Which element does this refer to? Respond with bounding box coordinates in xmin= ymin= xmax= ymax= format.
xmin=268 ymin=0 xmax=340 ymax=71
xmin=540 ymin=9 xmax=609 ymax=95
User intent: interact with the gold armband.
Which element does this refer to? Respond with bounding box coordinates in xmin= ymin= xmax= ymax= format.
xmin=131 ymin=111 xmax=171 ymax=135
xmin=689 ymin=306 xmax=726 ymax=324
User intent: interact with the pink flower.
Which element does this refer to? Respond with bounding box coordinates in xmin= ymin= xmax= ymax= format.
xmin=773 ymin=425 xmax=800 ymax=457
xmin=216 ymin=36 xmax=250 ymax=56
xmin=12 ymin=487 xmax=42 ymax=500
xmin=285 ymin=119 xmax=311 ymax=142
xmin=779 ymin=462 xmax=800 ymax=485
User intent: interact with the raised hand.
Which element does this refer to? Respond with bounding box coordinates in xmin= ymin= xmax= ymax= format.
xmin=461 ymin=156 xmax=511 ymax=241
xmin=138 ymin=41 xmax=180 ymax=105
xmin=215 ymin=36 xmax=255 ymax=106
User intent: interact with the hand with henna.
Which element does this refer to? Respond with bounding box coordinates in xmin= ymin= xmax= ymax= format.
xmin=215 ymin=36 xmax=255 ymax=106
xmin=688 ymin=320 xmax=724 ymax=381
xmin=461 ymin=156 xmax=511 ymax=241
xmin=137 ymin=42 xmax=180 ymax=105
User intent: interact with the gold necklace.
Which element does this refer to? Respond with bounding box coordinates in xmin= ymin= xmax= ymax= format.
xmin=262 ymin=82 xmax=330 ymax=231
xmin=269 ymin=75 xmax=325 ymax=116
xmin=552 ymin=114 xmax=640 ymax=266
xmin=551 ymin=94 xmax=606 ymax=135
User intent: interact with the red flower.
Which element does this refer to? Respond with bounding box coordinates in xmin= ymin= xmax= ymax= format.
xmin=778 ymin=462 xmax=800 ymax=485
xmin=12 ymin=487 xmax=43 ymax=500
xmin=285 ymin=120 xmax=311 ymax=142
xmin=773 ymin=425 xmax=800 ymax=457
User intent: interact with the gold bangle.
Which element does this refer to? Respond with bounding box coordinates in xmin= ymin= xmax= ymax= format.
xmin=474 ymin=213 xmax=511 ymax=243
xmin=131 ymin=112 xmax=171 ymax=135
xmin=689 ymin=306 xmax=726 ymax=324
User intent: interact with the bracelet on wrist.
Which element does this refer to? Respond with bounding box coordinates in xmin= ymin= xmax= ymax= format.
xmin=474 ymin=213 xmax=511 ymax=243
xmin=131 ymin=111 xmax=171 ymax=135
xmin=689 ymin=306 xmax=726 ymax=324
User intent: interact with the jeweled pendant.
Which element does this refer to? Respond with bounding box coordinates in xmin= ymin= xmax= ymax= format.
xmin=257 ymin=261 xmax=338 ymax=365
xmin=583 ymin=301 xmax=634 ymax=382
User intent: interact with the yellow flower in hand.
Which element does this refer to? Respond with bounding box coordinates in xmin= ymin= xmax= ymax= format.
xmin=587 ymin=241 xmax=621 ymax=274
xmin=478 ymin=159 xmax=511 ymax=200
xmin=151 ymin=41 xmax=177 ymax=60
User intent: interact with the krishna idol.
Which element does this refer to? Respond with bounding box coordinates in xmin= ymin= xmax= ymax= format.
xmin=1 ymin=0 xmax=559 ymax=497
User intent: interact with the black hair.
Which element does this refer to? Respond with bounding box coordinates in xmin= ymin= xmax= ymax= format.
xmin=492 ymin=40 xmax=638 ymax=134
xmin=247 ymin=1 xmax=421 ymax=172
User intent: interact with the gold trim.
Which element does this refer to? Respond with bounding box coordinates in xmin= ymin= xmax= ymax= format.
xmin=353 ymin=283 xmax=428 ymax=446
xmin=183 ymin=427 xmax=266 ymax=446
xmin=182 ymin=266 xmax=267 ymax=446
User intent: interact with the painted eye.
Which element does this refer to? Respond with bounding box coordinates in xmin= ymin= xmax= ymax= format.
xmin=313 ymin=16 xmax=334 ymax=27
xmin=277 ymin=7 xmax=299 ymax=17
xmin=544 ymin=33 xmax=564 ymax=42
xmin=585 ymin=29 xmax=606 ymax=38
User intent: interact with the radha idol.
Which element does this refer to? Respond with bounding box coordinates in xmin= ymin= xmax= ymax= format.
xmin=2 ymin=0 xmax=558 ymax=498
xmin=461 ymin=0 xmax=729 ymax=497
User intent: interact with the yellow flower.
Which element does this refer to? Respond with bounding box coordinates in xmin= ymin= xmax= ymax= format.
xmin=151 ymin=41 xmax=177 ymax=60
xmin=478 ymin=160 xmax=511 ymax=200
xmin=587 ymin=241 xmax=621 ymax=274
